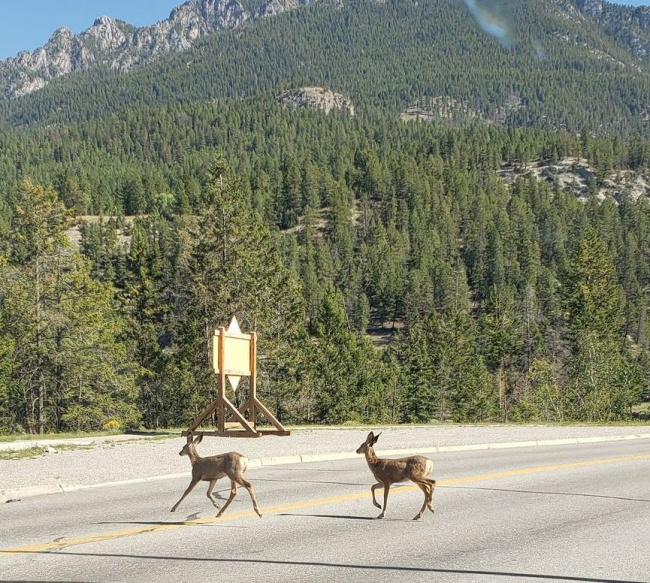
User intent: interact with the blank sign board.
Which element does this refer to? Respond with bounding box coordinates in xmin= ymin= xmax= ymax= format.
xmin=212 ymin=316 xmax=252 ymax=377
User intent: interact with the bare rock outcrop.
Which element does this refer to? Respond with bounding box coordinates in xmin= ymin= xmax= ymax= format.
xmin=277 ymin=86 xmax=355 ymax=115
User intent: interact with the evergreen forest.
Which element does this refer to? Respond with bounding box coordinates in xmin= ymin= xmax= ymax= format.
xmin=1 ymin=0 xmax=650 ymax=434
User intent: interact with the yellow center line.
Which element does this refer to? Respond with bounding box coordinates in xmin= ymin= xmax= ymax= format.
xmin=2 ymin=453 xmax=649 ymax=557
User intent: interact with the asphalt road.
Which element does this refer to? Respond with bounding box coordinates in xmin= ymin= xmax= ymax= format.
xmin=1 ymin=440 xmax=649 ymax=583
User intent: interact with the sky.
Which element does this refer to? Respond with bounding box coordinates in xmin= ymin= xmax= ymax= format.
xmin=0 ymin=0 xmax=181 ymax=59
xmin=0 ymin=0 xmax=648 ymax=60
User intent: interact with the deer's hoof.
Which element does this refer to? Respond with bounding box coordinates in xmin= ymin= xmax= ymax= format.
xmin=376 ymin=513 xmax=385 ymax=519
xmin=170 ymin=508 xmax=176 ymax=513
xmin=373 ymin=502 xmax=381 ymax=509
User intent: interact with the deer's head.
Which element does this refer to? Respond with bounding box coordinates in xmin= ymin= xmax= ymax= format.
xmin=179 ymin=432 xmax=203 ymax=456
xmin=356 ymin=431 xmax=381 ymax=455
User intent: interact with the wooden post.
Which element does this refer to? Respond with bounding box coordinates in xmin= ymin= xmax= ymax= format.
xmin=249 ymin=331 xmax=257 ymax=428
xmin=217 ymin=326 xmax=226 ymax=434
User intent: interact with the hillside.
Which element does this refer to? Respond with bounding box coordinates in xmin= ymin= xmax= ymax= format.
xmin=0 ymin=0 xmax=308 ymax=100
xmin=1 ymin=0 xmax=650 ymax=136
xmin=2 ymin=0 xmax=650 ymax=433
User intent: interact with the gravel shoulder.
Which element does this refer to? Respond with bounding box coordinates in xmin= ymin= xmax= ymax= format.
xmin=1 ymin=424 xmax=649 ymax=502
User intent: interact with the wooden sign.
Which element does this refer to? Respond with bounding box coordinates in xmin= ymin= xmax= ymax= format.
xmin=185 ymin=315 xmax=290 ymax=438
xmin=212 ymin=316 xmax=250 ymax=390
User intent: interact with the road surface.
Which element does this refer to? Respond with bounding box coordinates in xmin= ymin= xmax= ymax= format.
xmin=1 ymin=439 xmax=649 ymax=582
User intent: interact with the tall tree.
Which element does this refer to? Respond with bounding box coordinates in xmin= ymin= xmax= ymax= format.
xmin=173 ymin=155 xmax=308 ymax=424
xmin=0 ymin=180 xmax=139 ymax=433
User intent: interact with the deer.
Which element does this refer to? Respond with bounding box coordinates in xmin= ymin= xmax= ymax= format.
xmin=356 ymin=431 xmax=436 ymax=520
xmin=170 ymin=432 xmax=262 ymax=518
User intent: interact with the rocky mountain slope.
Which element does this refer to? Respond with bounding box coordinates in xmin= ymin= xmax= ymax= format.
xmin=569 ymin=0 xmax=650 ymax=59
xmin=278 ymin=87 xmax=355 ymax=115
xmin=0 ymin=0 xmax=315 ymax=99
xmin=2 ymin=0 xmax=650 ymax=101
xmin=499 ymin=157 xmax=650 ymax=202
xmin=2 ymin=0 xmax=650 ymax=136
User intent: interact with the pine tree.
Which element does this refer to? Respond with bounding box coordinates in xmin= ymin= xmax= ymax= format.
xmin=173 ymin=155 xmax=308 ymax=424
xmin=0 ymin=180 xmax=139 ymax=433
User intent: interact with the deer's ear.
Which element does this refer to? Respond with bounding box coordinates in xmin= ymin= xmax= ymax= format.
xmin=186 ymin=433 xmax=193 ymax=443
xmin=366 ymin=431 xmax=375 ymax=443
xmin=194 ymin=432 xmax=204 ymax=444
xmin=372 ymin=432 xmax=381 ymax=445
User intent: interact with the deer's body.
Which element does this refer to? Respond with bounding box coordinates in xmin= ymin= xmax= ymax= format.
xmin=357 ymin=431 xmax=435 ymax=520
xmin=190 ymin=452 xmax=247 ymax=482
xmin=170 ymin=433 xmax=262 ymax=518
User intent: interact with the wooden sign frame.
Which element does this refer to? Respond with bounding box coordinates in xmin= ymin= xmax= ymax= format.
xmin=184 ymin=316 xmax=290 ymax=438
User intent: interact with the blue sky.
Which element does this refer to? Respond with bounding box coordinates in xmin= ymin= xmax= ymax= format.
xmin=0 ymin=0 xmax=180 ymax=59
xmin=0 ymin=0 xmax=648 ymax=60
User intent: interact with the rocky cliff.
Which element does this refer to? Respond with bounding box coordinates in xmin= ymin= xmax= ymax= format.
xmin=277 ymin=87 xmax=355 ymax=115
xmin=0 ymin=0 xmax=314 ymax=99
xmin=572 ymin=0 xmax=650 ymax=59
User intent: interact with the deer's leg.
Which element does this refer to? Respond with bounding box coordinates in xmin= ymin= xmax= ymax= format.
xmin=370 ymin=482 xmax=383 ymax=509
xmin=237 ymin=477 xmax=262 ymax=518
xmin=216 ymin=481 xmax=238 ymax=518
xmin=425 ymin=478 xmax=436 ymax=513
xmin=413 ymin=482 xmax=430 ymax=520
xmin=206 ymin=479 xmax=221 ymax=509
xmin=377 ymin=482 xmax=390 ymax=519
xmin=170 ymin=477 xmax=200 ymax=512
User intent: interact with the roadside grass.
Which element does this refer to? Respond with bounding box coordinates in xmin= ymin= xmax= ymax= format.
xmin=0 ymin=447 xmax=48 ymax=460
xmin=0 ymin=430 xmax=122 ymax=443
xmin=0 ymin=443 xmax=97 ymax=460
xmin=0 ymin=428 xmax=179 ymax=443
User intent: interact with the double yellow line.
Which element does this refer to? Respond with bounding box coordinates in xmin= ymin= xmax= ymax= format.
xmin=2 ymin=453 xmax=649 ymax=557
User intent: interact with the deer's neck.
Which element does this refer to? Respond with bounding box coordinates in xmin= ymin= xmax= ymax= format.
xmin=187 ymin=446 xmax=201 ymax=466
xmin=365 ymin=446 xmax=379 ymax=467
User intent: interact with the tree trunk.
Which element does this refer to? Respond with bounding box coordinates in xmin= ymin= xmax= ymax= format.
xmin=35 ymin=257 xmax=46 ymax=434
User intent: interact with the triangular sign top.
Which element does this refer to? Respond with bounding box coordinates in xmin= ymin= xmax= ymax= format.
xmin=227 ymin=315 xmax=241 ymax=335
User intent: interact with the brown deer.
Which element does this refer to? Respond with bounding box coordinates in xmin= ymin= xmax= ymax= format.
xmin=170 ymin=432 xmax=262 ymax=518
xmin=356 ymin=431 xmax=436 ymax=520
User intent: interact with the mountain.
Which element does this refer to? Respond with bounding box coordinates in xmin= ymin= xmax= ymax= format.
xmin=3 ymin=3 xmax=650 ymax=433
xmin=0 ymin=0 xmax=318 ymax=99
xmin=1 ymin=0 xmax=650 ymax=136
xmin=2 ymin=0 xmax=650 ymax=102
xmin=571 ymin=0 xmax=650 ymax=59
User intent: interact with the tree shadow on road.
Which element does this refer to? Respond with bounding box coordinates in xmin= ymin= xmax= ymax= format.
xmin=279 ymin=512 xmax=378 ymax=521
xmin=446 ymin=485 xmax=650 ymax=503
xmin=8 ymin=552 xmax=647 ymax=583
xmin=255 ymin=477 xmax=367 ymax=486
xmin=274 ymin=467 xmax=354 ymax=473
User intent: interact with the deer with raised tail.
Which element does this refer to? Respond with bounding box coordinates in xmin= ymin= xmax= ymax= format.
xmin=356 ymin=431 xmax=436 ymax=520
xmin=170 ymin=432 xmax=262 ymax=518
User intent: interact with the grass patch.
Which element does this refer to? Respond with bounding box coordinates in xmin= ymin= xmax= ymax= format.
xmin=0 ymin=428 xmax=181 ymax=443
xmin=0 ymin=443 xmax=97 ymax=460
xmin=0 ymin=447 xmax=48 ymax=460
xmin=0 ymin=430 xmax=122 ymax=442
xmin=56 ymin=444 xmax=94 ymax=451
